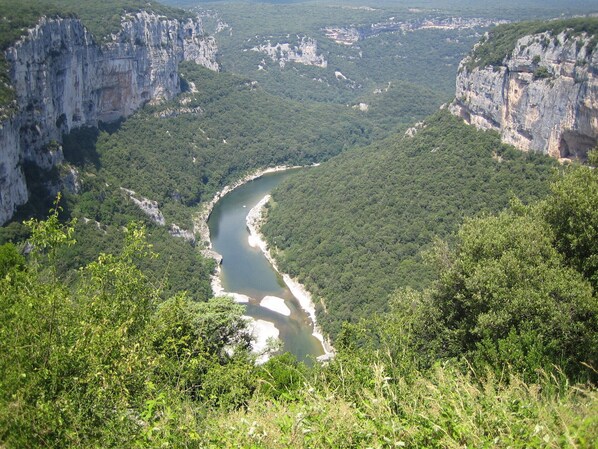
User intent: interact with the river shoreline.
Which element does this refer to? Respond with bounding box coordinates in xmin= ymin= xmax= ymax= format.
xmin=197 ymin=165 xmax=334 ymax=361
xmin=247 ymin=194 xmax=335 ymax=361
xmin=194 ymin=165 xmax=305 ymax=249
xmin=194 ymin=165 xmax=304 ymax=298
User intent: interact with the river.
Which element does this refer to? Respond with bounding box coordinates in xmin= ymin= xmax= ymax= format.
xmin=207 ymin=169 xmax=324 ymax=363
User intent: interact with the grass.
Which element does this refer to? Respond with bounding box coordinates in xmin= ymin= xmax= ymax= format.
xmin=201 ymin=360 xmax=598 ymax=448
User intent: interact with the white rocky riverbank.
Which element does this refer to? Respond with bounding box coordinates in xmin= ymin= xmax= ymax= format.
xmin=246 ymin=195 xmax=335 ymax=361
xmin=194 ymin=166 xmax=304 ymax=260
xmin=197 ymin=164 xmax=333 ymax=362
xmin=260 ymin=296 xmax=291 ymax=316
xmin=244 ymin=317 xmax=280 ymax=365
xmin=195 ymin=166 xmax=303 ymax=301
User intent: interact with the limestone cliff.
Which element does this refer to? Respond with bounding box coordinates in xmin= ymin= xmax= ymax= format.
xmin=0 ymin=12 xmax=217 ymax=224
xmin=450 ymin=29 xmax=597 ymax=159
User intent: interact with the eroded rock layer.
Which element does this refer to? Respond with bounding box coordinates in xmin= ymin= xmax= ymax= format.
xmin=0 ymin=12 xmax=217 ymax=224
xmin=450 ymin=30 xmax=597 ymax=160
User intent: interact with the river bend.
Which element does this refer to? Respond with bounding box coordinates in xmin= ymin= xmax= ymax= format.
xmin=207 ymin=170 xmax=324 ymax=362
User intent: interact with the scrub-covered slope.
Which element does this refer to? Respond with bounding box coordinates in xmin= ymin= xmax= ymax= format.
xmin=262 ymin=111 xmax=558 ymax=337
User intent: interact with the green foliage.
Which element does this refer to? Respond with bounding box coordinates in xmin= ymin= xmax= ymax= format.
xmin=53 ymin=215 xmax=215 ymax=302
xmin=256 ymin=353 xmax=307 ymax=401
xmin=203 ymin=2 xmax=476 ymax=104
xmin=149 ymin=295 xmax=257 ymax=410
xmin=199 ymin=355 xmax=257 ymax=410
xmin=427 ymin=209 xmax=597 ymax=379
xmin=199 ymin=164 xmax=598 ymax=447
xmin=0 ymin=242 xmax=24 ymax=276
xmin=1 ymin=199 xmax=596 ymax=446
xmin=0 ymin=219 xmax=154 ymax=446
xmin=74 ymin=63 xmax=379 ymax=227
xmin=533 ymin=65 xmax=552 ymax=79
xmin=356 ymin=80 xmax=447 ymax=138
xmin=466 ymin=17 xmax=598 ymax=70
xmin=262 ymin=110 xmax=558 ymax=337
xmin=542 ymin=164 xmax=598 ymax=291
xmin=203 ymin=357 xmax=597 ymax=448
xmin=150 ymin=294 xmax=255 ymax=404
xmin=29 ymin=137 xmax=216 ymax=301
xmin=0 ymin=216 xmax=256 ymax=447
xmin=24 ymin=195 xmax=75 ymax=255
xmin=327 ymin=165 xmax=598 ymax=382
xmin=0 ymin=221 xmax=30 ymax=244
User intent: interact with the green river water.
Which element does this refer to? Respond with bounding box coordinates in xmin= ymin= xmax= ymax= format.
xmin=207 ymin=170 xmax=324 ymax=363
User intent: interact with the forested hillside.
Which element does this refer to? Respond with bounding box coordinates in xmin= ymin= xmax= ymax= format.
xmin=1 ymin=0 xmax=597 ymax=446
xmin=0 ymin=66 xmax=345 ymax=297
xmin=168 ymin=0 xmax=598 ymax=105
xmin=179 ymin=1 xmax=480 ymax=103
xmin=74 ymin=63 xmax=372 ymax=227
xmin=206 ymin=167 xmax=598 ymax=444
xmin=2 ymin=60 xmax=443 ymax=302
xmin=1 ymin=161 xmax=596 ymax=447
xmin=262 ymin=110 xmax=559 ymax=336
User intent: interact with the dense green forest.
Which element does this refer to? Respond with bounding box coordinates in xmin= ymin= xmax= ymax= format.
xmin=58 ymin=63 xmax=368 ymax=228
xmin=165 ymin=0 xmax=598 ymax=105
xmin=61 ymin=61 xmax=440 ymax=222
xmin=2 ymin=60 xmax=441 ymax=299
xmin=1 ymin=0 xmax=597 ymax=445
xmin=1 ymin=161 xmax=596 ymax=447
xmin=179 ymin=1 xmax=479 ymax=103
xmin=262 ymin=110 xmax=560 ymax=337
xmin=60 ymin=62 xmax=440 ymax=227
xmin=91 ymin=63 xmax=371 ymax=227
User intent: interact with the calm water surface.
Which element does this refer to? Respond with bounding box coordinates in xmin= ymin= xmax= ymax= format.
xmin=208 ymin=170 xmax=324 ymax=362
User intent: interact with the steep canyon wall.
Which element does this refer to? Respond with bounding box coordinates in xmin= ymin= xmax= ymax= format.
xmin=450 ymin=30 xmax=597 ymax=159
xmin=0 ymin=11 xmax=217 ymax=224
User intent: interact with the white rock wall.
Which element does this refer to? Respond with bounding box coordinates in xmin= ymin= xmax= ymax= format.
xmin=450 ymin=31 xmax=598 ymax=159
xmin=0 ymin=12 xmax=218 ymax=224
xmin=0 ymin=118 xmax=28 ymax=223
xmin=252 ymin=36 xmax=327 ymax=68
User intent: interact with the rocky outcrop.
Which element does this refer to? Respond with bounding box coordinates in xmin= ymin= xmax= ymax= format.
xmin=121 ymin=187 xmax=166 ymax=226
xmin=0 ymin=12 xmax=218 ymax=225
xmin=450 ymin=30 xmax=598 ymax=159
xmin=323 ymin=17 xmax=509 ymax=45
xmin=251 ymin=36 xmax=327 ymax=68
xmin=0 ymin=118 xmax=28 ymax=222
xmin=121 ymin=187 xmax=197 ymax=243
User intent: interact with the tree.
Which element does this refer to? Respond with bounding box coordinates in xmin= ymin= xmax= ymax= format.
xmin=428 ymin=209 xmax=596 ymax=379
xmin=150 ymin=294 xmax=254 ymax=399
xmin=542 ymin=159 xmax=598 ymax=290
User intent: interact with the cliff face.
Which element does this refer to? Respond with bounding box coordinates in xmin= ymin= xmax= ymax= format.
xmin=450 ymin=31 xmax=597 ymax=159
xmin=0 ymin=12 xmax=217 ymax=224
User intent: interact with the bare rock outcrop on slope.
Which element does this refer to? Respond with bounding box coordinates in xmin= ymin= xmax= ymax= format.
xmin=450 ymin=29 xmax=597 ymax=160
